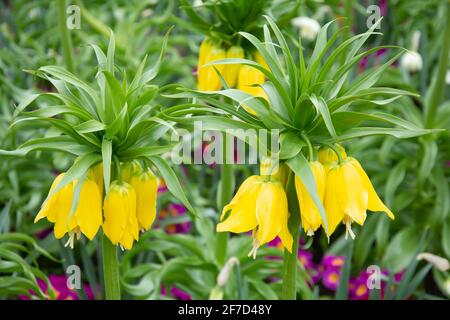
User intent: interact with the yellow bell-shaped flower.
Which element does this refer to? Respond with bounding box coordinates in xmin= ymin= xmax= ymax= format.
xmin=217 ymin=175 xmax=293 ymax=258
xmin=253 ymin=181 xmax=293 ymax=256
xmin=237 ymin=65 xmax=268 ymax=115
xmin=323 ymin=157 xmax=394 ymax=239
xmin=103 ymin=181 xmax=139 ymax=250
xmin=295 ymin=161 xmax=326 ymax=236
xmin=198 ymin=41 xmax=226 ymax=91
xmin=223 ymin=46 xmax=244 ymax=88
xmin=130 ymin=168 xmax=158 ymax=231
xmin=35 ymin=174 xmax=103 ymax=247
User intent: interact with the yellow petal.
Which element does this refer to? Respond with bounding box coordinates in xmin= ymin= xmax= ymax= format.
xmin=350 ymin=157 xmax=395 ymax=220
xmin=295 ymin=161 xmax=325 ymax=234
xmin=220 ymin=175 xmax=262 ymax=220
xmin=198 ymin=45 xmax=226 ymax=91
xmin=224 ymin=46 xmax=244 ymax=88
xmin=198 ymin=38 xmax=212 ymax=70
xmin=323 ymin=166 xmax=344 ymax=236
xmin=35 ymin=173 xmax=65 ymax=223
xmin=217 ymin=182 xmax=261 ymax=233
xmin=103 ymin=182 xmax=135 ymax=245
xmin=74 ymin=178 xmax=102 ymax=240
xmin=53 ymin=182 xmax=77 ymax=239
xmin=88 ymin=163 xmax=104 ymax=195
xmin=130 ymin=170 xmax=158 ymax=231
xmin=255 ymin=182 xmax=290 ymax=246
xmin=336 ymin=162 xmax=367 ymax=226
xmin=237 ymin=65 xmax=267 ymax=114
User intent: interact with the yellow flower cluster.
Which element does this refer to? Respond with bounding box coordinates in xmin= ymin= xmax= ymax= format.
xmin=217 ymin=146 xmax=395 ymax=256
xmin=217 ymin=159 xmax=292 ymax=258
xmin=197 ymin=38 xmax=268 ymax=114
xmin=35 ymin=161 xmax=158 ymax=250
xmin=295 ymin=145 xmax=395 ymax=239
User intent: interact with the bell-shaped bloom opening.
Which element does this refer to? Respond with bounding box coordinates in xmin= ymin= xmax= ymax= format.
xmin=217 ymin=176 xmax=262 ymax=233
xmin=295 ymin=161 xmax=325 ymax=236
xmin=103 ymin=181 xmax=137 ymax=247
xmin=74 ymin=178 xmax=103 ymax=240
xmin=349 ymin=157 xmax=395 ymax=220
xmin=255 ymin=181 xmax=292 ymax=252
xmin=130 ymin=169 xmax=158 ymax=231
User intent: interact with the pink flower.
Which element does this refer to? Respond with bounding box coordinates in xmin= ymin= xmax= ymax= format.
xmin=322 ymin=268 xmax=341 ymax=290
xmin=161 ymin=285 xmax=191 ymax=300
xmin=157 ymin=203 xmax=191 ymax=234
xmin=19 ymin=274 xmax=95 ymax=300
xmin=322 ymin=255 xmax=345 ymax=269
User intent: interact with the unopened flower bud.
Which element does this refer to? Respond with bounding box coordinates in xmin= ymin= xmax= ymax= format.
xmin=291 ymin=17 xmax=320 ymax=41
xmin=401 ymin=51 xmax=423 ymax=72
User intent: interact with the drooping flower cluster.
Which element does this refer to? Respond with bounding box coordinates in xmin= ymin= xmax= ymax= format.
xmin=217 ymin=158 xmax=292 ymax=258
xmin=35 ymin=161 xmax=158 ymax=250
xmin=197 ymin=38 xmax=268 ymax=114
xmin=295 ymin=145 xmax=395 ymax=239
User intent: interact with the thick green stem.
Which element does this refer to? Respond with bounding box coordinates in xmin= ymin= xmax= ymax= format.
xmin=281 ymin=172 xmax=301 ymax=300
xmin=102 ymin=235 xmax=121 ymax=300
xmin=216 ymin=133 xmax=235 ymax=266
xmin=425 ymin=3 xmax=450 ymax=128
xmin=57 ymin=0 xmax=75 ymax=73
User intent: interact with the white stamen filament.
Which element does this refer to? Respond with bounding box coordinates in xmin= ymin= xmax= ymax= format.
xmin=64 ymin=232 xmax=75 ymax=249
xmin=345 ymin=221 xmax=356 ymax=240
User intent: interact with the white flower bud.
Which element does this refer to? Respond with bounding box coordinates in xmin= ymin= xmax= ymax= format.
xmin=291 ymin=17 xmax=321 ymax=41
xmin=401 ymin=51 xmax=423 ymax=72
xmin=446 ymin=69 xmax=450 ymax=85
xmin=193 ymin=0 xmax=203 ymax=7
xmin=216 ymin=257 xmax=239 ymax=287
xmin=417 ymin=252 xmax=450 ymax=272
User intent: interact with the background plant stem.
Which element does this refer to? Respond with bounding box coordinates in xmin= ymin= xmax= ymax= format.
xmin=281 ymin=172 xmax=301 ymax=300
xmin=57 ymin=0 xmax=75 ymax=73
xmin=216 ymin=133 xmax=234 ymax=266
xmin=102 ymin=235 xmax=121 ymax=300
xmin=425 ymin=2 xmax=450 ymax=128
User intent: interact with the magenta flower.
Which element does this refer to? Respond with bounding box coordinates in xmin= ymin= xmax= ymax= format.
xmin=322 ymin=255 xmax=345 ymax=269
xmin=298 ymin=250 xmax=314 ymax=269
xmin=19 ymin=274 xmax=94 ymax=300
xmin=349 ymin=280 xmax=370 ymax=300
xmin=322 ymin=268 xmax=341 ymax=290
xmin=158 ymin=203 xmax=192 ymax=234
xmin=161 ymin=285 xmax=191 ymax=300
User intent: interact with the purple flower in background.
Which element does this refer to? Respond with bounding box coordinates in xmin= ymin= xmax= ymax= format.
xmin=349 ymin=279 xmax=370 ymax=300
xmin=322 ymin=255 xmax=345 ymax=269
xmin=298 ymin=249 xmax=314 ymax=269
xmin=394 ymin=270 xmax=405 ymax=283
xmin=161 ymin=285 xmax=192 ymax=300
xmin=307 ymin=267 xmax=321 ymax=285
xmin=380 ymin=0 xmax=387 ymax=16
xmin=19 ymin=274 xmax=95 ymax=300
xmin=158 ymin=203 xmax=192 ymax=234
xmin=322 ymin=268 xmax=341 ymax=290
